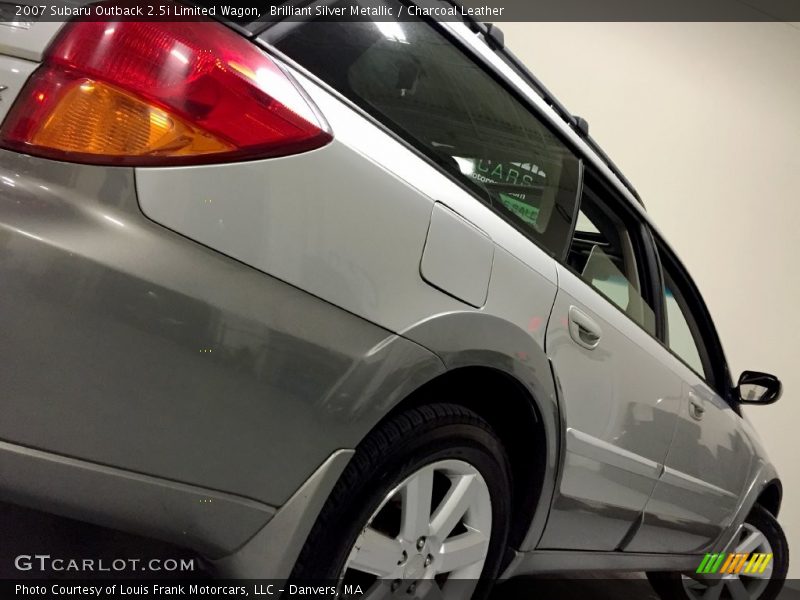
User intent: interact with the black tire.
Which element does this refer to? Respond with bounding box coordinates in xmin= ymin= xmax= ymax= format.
xmin=290 ymin=403 xmax=513 ymax=599
xmin=647 ymin=505 xmax=789 ymax=600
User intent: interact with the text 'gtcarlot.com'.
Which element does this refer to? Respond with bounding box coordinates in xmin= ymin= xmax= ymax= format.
xmin=14 ymin=554 xmax=196 ymax=573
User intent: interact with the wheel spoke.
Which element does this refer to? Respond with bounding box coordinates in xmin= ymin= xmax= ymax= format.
xmin=401 ymin=466 xmax=434 ymax=541
xmin=430 ymin=474 xmax=478 ymax=540
xmin=725 ymin=578 xmax=750 ymax=600
xmin=436 ymin=530 xmax=489 ymax=574
xmin=347 ymin=527 xmax=402 ymax=577
xmin=737 ymin=529 xmax=766 ymax=554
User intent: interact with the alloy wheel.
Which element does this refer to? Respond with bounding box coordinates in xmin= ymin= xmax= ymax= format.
xmin=341 ymin=459 xmax=493 ymax=598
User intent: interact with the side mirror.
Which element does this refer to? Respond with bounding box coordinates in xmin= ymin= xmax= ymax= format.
xmin=737 ymin=371 xmax=782 ymax=405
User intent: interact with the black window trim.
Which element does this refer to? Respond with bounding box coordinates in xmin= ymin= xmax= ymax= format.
xmin=640 ymin=221 xmax=666 ymax=342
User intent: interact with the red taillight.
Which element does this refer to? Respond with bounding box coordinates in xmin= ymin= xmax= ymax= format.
xmin=0 ymin=17 xmax=332 ymax=165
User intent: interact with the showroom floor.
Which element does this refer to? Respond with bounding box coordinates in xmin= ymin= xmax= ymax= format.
xmin=0 ymin=501 xmax=644 ymax=595
xmin=1 ymin=502 xmax=797 ymax=599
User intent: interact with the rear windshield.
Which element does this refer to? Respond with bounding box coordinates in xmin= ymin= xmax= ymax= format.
xmin=264 ymin=2 xmax=581 ymax=258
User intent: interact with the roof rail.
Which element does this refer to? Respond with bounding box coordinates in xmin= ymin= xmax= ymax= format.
xmin=452 ymin=7 xmax=645 ymax=206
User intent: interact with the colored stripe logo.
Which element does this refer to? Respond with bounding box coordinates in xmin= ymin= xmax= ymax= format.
xmin=696 ymin=552 xmax=772 ymax=574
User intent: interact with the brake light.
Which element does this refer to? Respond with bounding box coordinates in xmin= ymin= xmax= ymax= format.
xmin=0 ymin=17 xmax=332 ymax=165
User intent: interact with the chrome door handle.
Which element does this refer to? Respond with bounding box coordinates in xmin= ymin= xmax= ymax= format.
xmin=689 ymin=399 xmax=706 ymax=420
xmin=568 ymin=306 xmax=602 ymax=350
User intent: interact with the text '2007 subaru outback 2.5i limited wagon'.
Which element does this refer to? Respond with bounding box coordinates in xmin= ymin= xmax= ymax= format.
xmin=0 ymin=1 xmax=788 ymax=598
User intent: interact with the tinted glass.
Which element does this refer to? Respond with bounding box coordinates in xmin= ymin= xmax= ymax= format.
xmin=567 ymin=183 xmax=656 ymax=335
xmin=662 ymin=264 xmax=709 ymax=379
xmin=267 ymin=5 xmax=580 ymax=257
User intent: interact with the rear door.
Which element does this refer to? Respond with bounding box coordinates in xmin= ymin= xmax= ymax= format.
xmin=539 ymin=170 xmax=685 ymax=550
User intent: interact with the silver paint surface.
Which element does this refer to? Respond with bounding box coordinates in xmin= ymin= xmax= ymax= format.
xmin=0 ymin=151 xmax=444 ymax=514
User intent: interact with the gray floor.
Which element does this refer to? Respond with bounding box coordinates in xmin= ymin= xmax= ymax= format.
xmin=2 ymin=502 xmax=798 ymax=599
xmin=0 ymin=502 xmax=647 ymax=597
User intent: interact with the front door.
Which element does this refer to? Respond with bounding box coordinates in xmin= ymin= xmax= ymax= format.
xmin=625 ymin=239 xmax=753 ymax=553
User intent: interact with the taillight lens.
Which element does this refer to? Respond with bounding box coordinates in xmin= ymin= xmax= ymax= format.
xmin=0 ymin=17 xmax=332 ymax=165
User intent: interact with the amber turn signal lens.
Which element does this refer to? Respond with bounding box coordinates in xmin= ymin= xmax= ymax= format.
xmin=31 ymin=78 xmax=233 ymax=158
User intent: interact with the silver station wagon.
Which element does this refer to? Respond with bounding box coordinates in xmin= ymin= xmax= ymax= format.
xmin=0 ymin=1 xmax=787 ymax=599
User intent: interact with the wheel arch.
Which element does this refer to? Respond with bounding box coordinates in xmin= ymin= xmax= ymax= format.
xmin=755 ymin=479 xmax=782 ymax=518
xmin=376 ymin=364 xmax=553 ymax=553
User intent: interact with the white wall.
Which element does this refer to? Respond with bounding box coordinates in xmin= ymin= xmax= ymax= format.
xmin=502 ymin=22 xmax=800 ymax=575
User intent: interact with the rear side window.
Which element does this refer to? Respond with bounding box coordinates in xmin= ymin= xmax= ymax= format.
xmin=566 ymin=175 xmax=657 ymax=336
xmin=266 ymin=5 xmax=581 ymax=257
